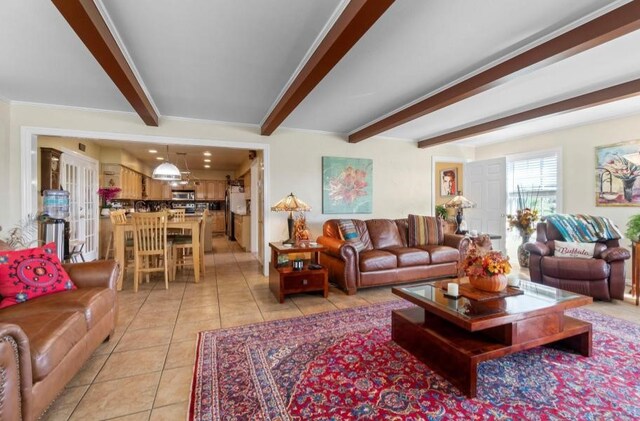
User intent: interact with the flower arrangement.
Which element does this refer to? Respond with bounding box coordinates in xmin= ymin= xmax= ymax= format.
xmin=460 ymin=244 xmax=511 ymax=278
xmin=97 ymin=187 xmax=121 ymax=207
xmin=507 ymin=185 xmax=540 ymax=237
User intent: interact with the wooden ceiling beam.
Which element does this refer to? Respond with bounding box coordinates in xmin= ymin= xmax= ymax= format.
xmin=52 ymin=0 xmax=158 ymax=126
xmin=260 ymin=0 xmax=395 ymax=136
xmin=349 ymin=0 xmax=640 ymax=143
xmin=417 ymin=78 xmax=640 ymax=148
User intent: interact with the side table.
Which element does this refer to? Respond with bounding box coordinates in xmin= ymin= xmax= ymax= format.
xmin=269 ymin=242 xmax=329 ymax=303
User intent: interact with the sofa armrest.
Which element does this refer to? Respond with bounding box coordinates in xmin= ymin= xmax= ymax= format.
xmin=524 ymin=242 xmax=551 ymax=256
xmin=443 ymin=234 xmax=470 ymax=253
xmin=600 ymin=247 xmax=631 ymax=262
xmin=62 ymin=260 xmax=120 ymax=290
xmin=0 ymin=323 xmax=33 ymax=420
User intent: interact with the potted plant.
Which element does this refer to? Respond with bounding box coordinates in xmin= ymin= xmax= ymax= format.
xmin=626 ymin=214 xmax=640 ymax=243
xmin=435 ymin=204 xmax=448 ymax=220
xmin=97 ymin=187 xmax=122 ymax=216
xmin=459 ymin=244 xmax=512 ymax=292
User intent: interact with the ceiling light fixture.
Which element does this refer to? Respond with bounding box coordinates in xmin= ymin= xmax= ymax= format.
xmin=203 ymin=151 xmax=212 ymax=156
xmin=156 ymin=156 xmax=164 ymax=160
xmin=204 ymin=165 xmax=211 ymax=169
xmin=204 ymin=159 xmax=211 ymax=163
xmin=148 ymin=149 xmax=157 ymax=153
xmin=152 ymin=146 xmax=181 ymax=181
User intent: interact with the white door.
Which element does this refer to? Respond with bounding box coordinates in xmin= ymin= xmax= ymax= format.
xmin=463 ymin=158 xmax=507 ymax=252
xmin=60 ymin=153 xmax=99 ymax=261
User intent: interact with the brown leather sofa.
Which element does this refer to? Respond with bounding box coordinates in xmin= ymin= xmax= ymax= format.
xmin=0 ymin=260 xmax=119 ymax=421
xmin=317 ymin=218 xmax=469 ymax=294
xmin=525 ymin=221 xmax=630 ymax=300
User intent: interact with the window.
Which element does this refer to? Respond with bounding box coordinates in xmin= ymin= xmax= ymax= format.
xmin=506 ymin=150 xmax=560 ymax=216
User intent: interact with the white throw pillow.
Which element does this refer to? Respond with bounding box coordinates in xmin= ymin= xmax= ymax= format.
xmin=554 ymin=241 xmax=595 ymax=259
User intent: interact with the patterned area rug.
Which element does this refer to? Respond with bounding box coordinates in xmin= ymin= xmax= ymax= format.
xmin=189 ymin=301 xmax=640 ymax=420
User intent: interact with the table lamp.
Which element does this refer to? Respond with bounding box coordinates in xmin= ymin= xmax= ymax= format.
xmin=445 ymin=194 xmax=476 ymax=234
xmin=271 ymin=193 xmax=311 ymax=244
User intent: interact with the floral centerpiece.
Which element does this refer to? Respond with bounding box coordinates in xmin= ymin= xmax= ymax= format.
xmin=460 ymin=244 xmax=511 ymax=292
xmin=507 ymin=186 xmax=540 ymax=268
xmin=97 ymin=187 xmax=121 ymax=213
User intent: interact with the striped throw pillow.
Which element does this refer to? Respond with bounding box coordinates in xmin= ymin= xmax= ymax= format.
xmin=408 ymin=214 xmax=443 ymax=246
xmin=337 ymin=219 xmax=366 ymax=252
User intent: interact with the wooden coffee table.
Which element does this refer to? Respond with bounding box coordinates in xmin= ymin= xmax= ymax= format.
xmin=391 ymin=279 xmax=593 ymax=398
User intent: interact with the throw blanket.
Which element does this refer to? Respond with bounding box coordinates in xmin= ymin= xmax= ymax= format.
xmin=545 ymin=214 xmax=622 ymax=242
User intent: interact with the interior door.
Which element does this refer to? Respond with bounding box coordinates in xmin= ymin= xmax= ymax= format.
xmin=463 ymin=158 xmax=507 ymax=252
xmin=60 ymin=153 xmax=99 ymax=261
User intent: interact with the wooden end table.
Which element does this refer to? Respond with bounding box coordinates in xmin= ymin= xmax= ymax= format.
xmin=269 ymin=242 xmax=328 ymax=303
xmin=392 ymin=279 xmax=593 ymax=397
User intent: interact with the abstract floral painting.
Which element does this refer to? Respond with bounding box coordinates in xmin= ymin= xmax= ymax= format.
xmin=596 ymin=140 xmax=640 ymax=206
xmin=322 ymin=156 xmax=372 ymax=214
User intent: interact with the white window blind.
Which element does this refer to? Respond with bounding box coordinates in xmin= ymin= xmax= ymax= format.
xmin=506 ymin=152 xmax=559 ymax=215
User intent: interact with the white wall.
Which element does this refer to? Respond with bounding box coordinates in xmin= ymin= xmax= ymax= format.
xmin=475 ymin=113 xmax=640 ymax=254
xmin=0 ymin=100 xmax=10 ymax=218
xmin=5 ymin=102 xmax=474 ymax=242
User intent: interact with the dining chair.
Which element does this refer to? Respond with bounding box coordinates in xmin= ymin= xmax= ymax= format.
xmin=104 ymin=210 xmax=134 ymax=274
xmin=168 ymin=209 xmax=187 ymax=236
xmin=172 ymin=209 xmax=207 ymax=278
xmin=131 ymin=211 xmax=172 ymax=292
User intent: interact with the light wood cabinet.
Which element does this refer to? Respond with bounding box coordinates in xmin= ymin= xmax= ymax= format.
xmin=143 ymin=177 xmax=165 ymax=200
xmin=234 ymin=213 xmax=250 ymax=250
xmin=195 ymin=182 xmax=206 ymax=200
xmin=162 ymin=183 xmax=172 ymax=200
xmin=101 ymin=164 xmax=143 ymax=200
xmin=205 ymin=180 xmax=226 ymax=200
xmin=211 ymin=211 xmax=225 ymax=232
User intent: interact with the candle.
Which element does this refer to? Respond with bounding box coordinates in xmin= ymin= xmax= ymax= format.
xmin=447 ymin=283 xmax=459 ymax=296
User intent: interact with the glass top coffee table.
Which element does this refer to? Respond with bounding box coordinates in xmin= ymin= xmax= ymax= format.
xmin=391 ymin=279 xmax=593 ymax=398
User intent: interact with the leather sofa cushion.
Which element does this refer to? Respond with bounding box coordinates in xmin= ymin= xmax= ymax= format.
xmin=417 ymin=245 xmax=460 ymax=264
xmin=385 ymin=247 xmax=430 ymax=267
xmin=359 ymin=250 xmax=397 ymax=272
xmin=542 ymin=257 xmax=609 ymax=280
xmin=365 ymin=219 xmax=404 ymax=249
xmin=0 ymin=288 xmax=115 ymax=330
xmin=6 ymin=311 xmax=86 ymax=382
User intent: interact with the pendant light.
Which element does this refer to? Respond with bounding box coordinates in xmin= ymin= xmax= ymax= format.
xmin=152 ymin=146 xmax=181 ymax=181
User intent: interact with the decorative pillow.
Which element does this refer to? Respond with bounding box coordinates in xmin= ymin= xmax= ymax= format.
xmin=0 ymin=242 xmax=76 ymax=309
xmin=554 ymin=241 xmax=595 ymax=259
xmin=408 ymin=214 xmax=443 ymax=246
xmin=337 ymin=219 xmax=366 ymax=252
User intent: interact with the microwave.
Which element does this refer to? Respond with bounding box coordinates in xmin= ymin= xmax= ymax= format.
xmin=172 ymin=190 xmax=195 ymax=201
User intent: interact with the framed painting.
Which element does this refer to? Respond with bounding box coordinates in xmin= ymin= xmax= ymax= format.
xmin=439 ymin=168 xmax=458 ymax=197
xmin=596 ymin=139 xmax=640 ymax=206
xmin=322 ymin=156 xmax=373 ymax=214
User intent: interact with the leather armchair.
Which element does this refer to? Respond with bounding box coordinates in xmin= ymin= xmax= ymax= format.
xmin=525 ymin=221 xmax=630 ymax=300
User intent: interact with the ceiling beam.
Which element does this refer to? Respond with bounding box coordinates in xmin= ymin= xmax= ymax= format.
xmin=417 ymin=78 xmax=640 ymax=148
xmin=260 ymin=0 xmax=395 ymax=136
xmin=52 ymin=0 xmax=158 ymax=126
xmin=349 ymin=0 xmax=640 ymax=143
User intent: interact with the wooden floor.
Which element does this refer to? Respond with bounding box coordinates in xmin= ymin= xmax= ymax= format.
xmin=42 ymin=236 xmax=640 ymax=420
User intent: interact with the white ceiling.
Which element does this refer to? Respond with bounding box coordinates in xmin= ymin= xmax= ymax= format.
xmin=92 ymin=139 xmax=249 ymax=171
xmin=1 ymin=0 xmax=639 ymax=146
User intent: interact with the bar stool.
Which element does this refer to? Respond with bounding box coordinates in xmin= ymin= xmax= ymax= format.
xmin=172 ymin=210 xmax=207 ymax=278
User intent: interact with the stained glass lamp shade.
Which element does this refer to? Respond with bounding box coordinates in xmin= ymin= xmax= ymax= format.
xmin=271 ymin=193 xmax=311 ymax=244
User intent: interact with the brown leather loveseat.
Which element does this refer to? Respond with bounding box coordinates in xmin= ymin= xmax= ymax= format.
xmin=317 ymin=218 xmax=469 ymax=294
xmin=525 ymin=221 xmax=630 ymax=300
xmin=0 ymin=260 xmax=119 ymax=421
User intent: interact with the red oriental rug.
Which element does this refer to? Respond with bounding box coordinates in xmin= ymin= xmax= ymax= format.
xmin=189 ymin=300 xmax=640 ymax=420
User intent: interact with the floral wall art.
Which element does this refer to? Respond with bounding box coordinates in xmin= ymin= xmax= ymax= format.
xmin=596 ymin=140 xmax=640 ymax=206
xmin=322 ymin=156 xmax=373 ymax=214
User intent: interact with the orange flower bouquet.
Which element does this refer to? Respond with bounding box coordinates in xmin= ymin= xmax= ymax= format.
xmin=460 ymin=245 xmax=511 ymax=292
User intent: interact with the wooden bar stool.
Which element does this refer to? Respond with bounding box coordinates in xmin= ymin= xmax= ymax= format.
xmin=172 ymin=210 xmax=207 ymax=279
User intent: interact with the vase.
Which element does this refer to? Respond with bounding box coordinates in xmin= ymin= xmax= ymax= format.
xmin=623 ymin=178 xmax=636 ymax=202
xmin=517 ymin=233 xmax=531 ymax=268
xmin=100 ymin=208 xmax=111 ymax=216
xmin=469 ymin=274 xmax=508 ymax=292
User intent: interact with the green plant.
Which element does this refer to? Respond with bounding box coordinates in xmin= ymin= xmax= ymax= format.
xmin=626 ymin=214 xmax=640 ymax=242
xmin=435 ymin=204 xmax=448 ymax=220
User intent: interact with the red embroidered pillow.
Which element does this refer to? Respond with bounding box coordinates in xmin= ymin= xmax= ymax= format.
xmin=0 ymin=242 xmax=76 ymax=309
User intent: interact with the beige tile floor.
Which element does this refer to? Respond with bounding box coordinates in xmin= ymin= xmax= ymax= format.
xmin=42 ymin=237 xmax=640 ymax=420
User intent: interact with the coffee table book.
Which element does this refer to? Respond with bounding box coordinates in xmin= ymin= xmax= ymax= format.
xmin=391 ymin=281 xmax=593 ymax=397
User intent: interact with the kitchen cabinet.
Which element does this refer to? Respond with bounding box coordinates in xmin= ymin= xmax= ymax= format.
xmin=143 ymin=177 xmax=165 ymax=200
xmin=205 ymin=180 xmax=226 ymax=200
xmin=195 ymin=182 xmax=206 ymax=200
xmin=233 ymin=213 xmax=250 ymax=251
xmin=211 ymin=211 xmax=225 ymax=233
xmin=101 ymin=164 xmax=144 ymax=200
xmin=162 ymin=183 xmax=172 ymax=200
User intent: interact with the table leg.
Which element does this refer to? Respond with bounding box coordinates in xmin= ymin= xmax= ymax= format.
xmin=192 ymin=222 xmax=200 ymax=283
xmin=114 ymin=224 xmax=125 ymax=291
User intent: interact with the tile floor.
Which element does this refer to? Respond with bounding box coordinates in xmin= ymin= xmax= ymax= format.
xmin=42 ymin=237 xmax=640 ymax=420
